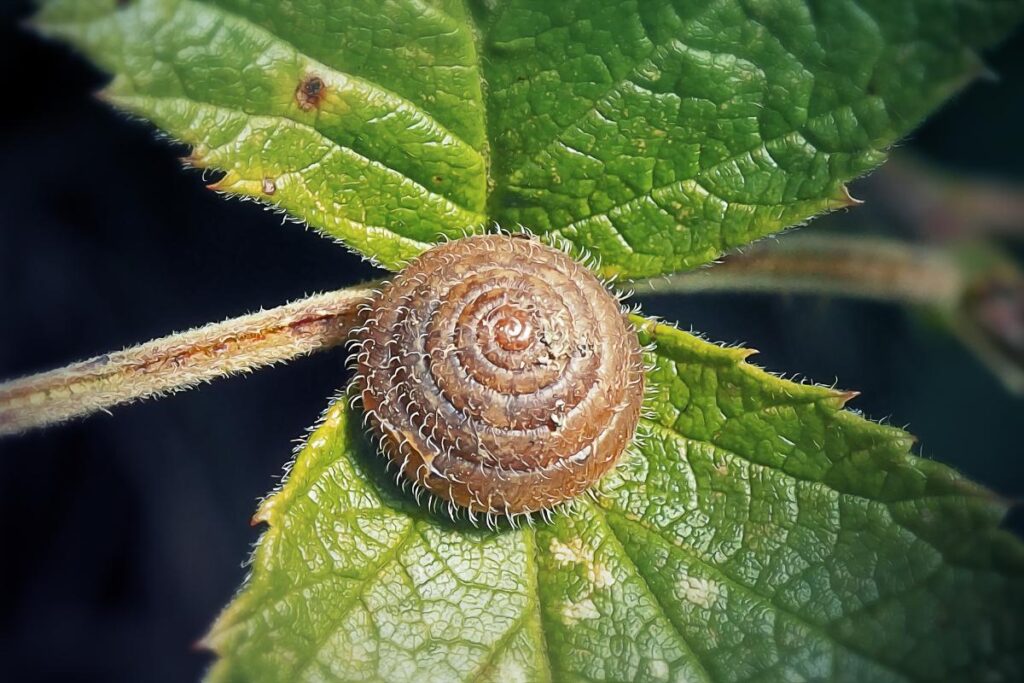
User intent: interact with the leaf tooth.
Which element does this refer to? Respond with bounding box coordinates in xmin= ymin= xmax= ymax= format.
xmin=966 ymin=49 xmax=1000 ymax=84
xmin=735 ymin=346 xmax=759 ymax=360
xmin=207 ymin=170 xmax=242 ymax=193
xmin=833 ymin=184 xmax=863 ymax=209
xmin=251 ymin=495 xmax=278 ymax=527
xmin=833 ymin=389 xmax=860 ymax=408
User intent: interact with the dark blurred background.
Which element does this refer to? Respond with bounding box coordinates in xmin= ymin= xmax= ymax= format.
xmin=1 ymin=2 xmax=1022 ymax=681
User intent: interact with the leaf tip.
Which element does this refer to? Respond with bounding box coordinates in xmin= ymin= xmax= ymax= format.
xmin=92 ymin=86 xmax=127 ymax=109
xmin=736 ymin=346 xmax=759 ymax=360
xmin=251 ymin=495 xmax=277 ymax=526
xmin=967 ymin=50 xmax=1000 ymax=84
xmin=835 ymin=185 xmax=864 ymax=209
xmin=192 ymin=634 xmax=215 ymax=654
xmin=206 ymin=170 xmax=242 ymax=193
xmin=834 ymin=389 xmax=860 ymax=408
xmin=250 ymin=510 xmax=269 ymax=527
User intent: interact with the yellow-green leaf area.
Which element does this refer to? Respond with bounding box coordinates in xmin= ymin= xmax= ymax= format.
xmin=37 ymin=0 xmax=489 ymax=270
xmin=204 ymin=321 xmax=1024 ymax=682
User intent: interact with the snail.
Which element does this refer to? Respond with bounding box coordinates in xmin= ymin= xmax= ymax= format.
xmin=352 ymin=234 xmax=645 ymax=522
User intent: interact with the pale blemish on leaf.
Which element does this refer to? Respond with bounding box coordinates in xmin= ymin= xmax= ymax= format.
xmin=646 ymin=659 xmax=670 ymax=681
xmin=678 ymin=574 xmax=722 ymax=609
xmin=560 ymin=596 xmax=600 ymax=625
xmin=496 ymin=661 xmax=529 ymax=683
xmin=549 ymin=537 xmax=586 ymax=564
xmin=549 ymin=537 xmax=614 ymax=589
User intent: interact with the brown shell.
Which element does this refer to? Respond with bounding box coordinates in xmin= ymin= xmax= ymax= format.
xmin=353 ymin=234 xmax=645 ymax=517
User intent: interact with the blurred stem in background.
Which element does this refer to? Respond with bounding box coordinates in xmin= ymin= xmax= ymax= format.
xmin=635 ymin=235 xmax=965 ymax=305
xmin=867 ymin=155 xmax=1024 ymax=243
xmin=635 ymin=236 xmax=1024 ymax=394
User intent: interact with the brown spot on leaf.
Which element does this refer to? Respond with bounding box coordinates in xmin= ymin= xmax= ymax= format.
xmin=262 ymin=177 xmax=277 ymax=195
xmin=296 ymin=75 xmax=326 ymax=111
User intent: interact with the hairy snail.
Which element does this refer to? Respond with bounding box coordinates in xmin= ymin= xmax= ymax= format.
xmin=352 ymin=234 xmax=645 ymax=521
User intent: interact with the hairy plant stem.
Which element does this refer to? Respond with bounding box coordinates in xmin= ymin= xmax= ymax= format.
xmin=635 ymin=235 xmax=965 ymax=309
xmin=0 ymin=288 xmax=373 ymax=436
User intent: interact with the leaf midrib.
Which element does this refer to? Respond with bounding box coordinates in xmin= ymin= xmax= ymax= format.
xmin=288 ymin=523 xmax=418 ymax=680
xmin=464 ymin=528 xmax=553 ymax=683
xmin=586 ymin=500 xmax=715 ymax=683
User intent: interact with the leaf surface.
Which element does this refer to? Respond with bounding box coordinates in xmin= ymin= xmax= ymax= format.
xmin=37 ymin=0 xmax=1024 ymax=276
xmin=204 ymin=321 xmax=1024 ymax=682
xmin=34 ymin=2 xmax=1024 ymax=680
xmin=38 ymin=0 xmax=490 ymax=270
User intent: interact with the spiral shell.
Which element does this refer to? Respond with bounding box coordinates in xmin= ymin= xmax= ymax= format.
xmin=353 ymin=234 xmax=645 ymax=518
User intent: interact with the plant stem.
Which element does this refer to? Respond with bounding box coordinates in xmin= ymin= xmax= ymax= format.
xmin=635 ymin=235 xmax=1024 ymax=395
xmin=0 ymin=287 xmax=373 ymax=437
xmin=872 ymin=155 xmax=1024 ymax=242
xmin=635 ymin=235 xmax=965 ymax=309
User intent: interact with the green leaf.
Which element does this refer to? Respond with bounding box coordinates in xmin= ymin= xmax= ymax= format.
xmin=36 ymin=0 xmax=1024 ymax=276
xmin=479 ymin=0 xmax=1022 ymax=277
xmin=204 ymin=321 xmax=1024 ymax=682
xmin=37 ymin=0 xmax=490 ymax=270
xmin=33 ymin=2 xmax=1024 ymax=678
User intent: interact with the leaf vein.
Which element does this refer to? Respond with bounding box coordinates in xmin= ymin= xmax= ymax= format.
xmin=601 ymin=508 xmax=916 ymax=682
xmin=591 ymin=502 xmax=716 ymax=683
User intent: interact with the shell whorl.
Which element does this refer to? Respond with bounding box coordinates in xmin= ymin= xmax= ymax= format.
xmin=354 ymin=234 xmax=645 ymax=517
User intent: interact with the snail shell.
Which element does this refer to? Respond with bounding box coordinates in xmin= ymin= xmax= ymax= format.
xmin=353 ymin=234 xmax=645 ymax=518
